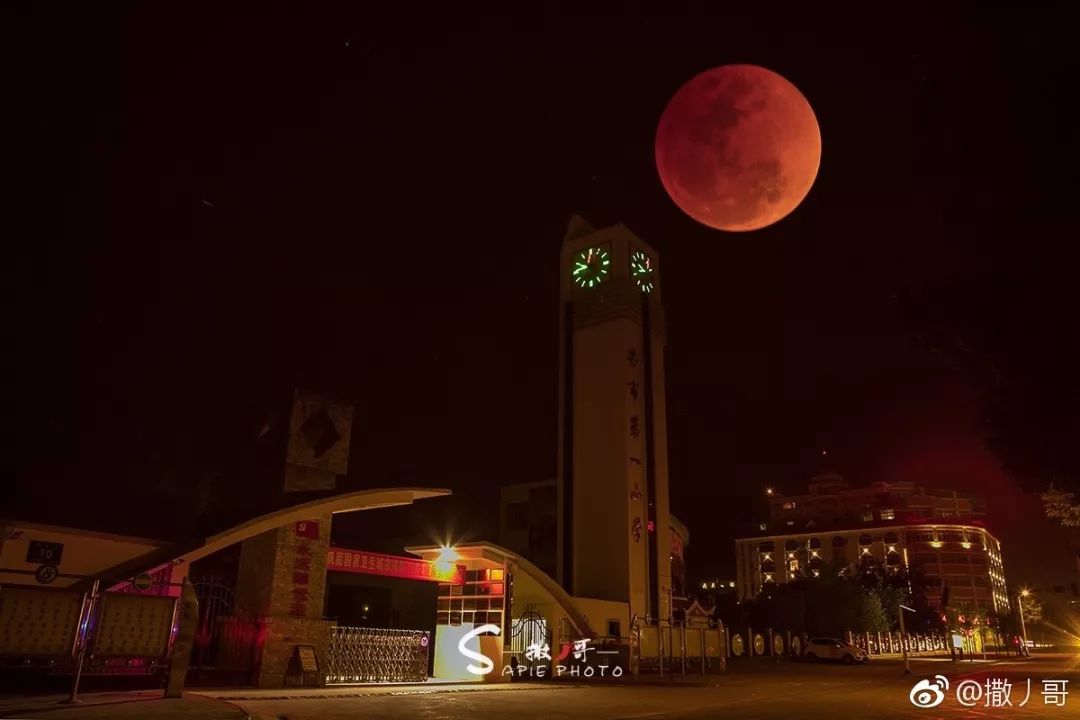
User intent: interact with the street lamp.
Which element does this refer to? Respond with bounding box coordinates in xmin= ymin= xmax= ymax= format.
xmin=898 ymin=603 xmax=915 ymax=675
xmin=765 ymin=487 xmax=775 ymax=496
xmin=1017 ymin=589 xmax=1031 ymax=657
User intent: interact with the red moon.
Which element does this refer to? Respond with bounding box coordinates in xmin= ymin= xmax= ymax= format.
xmin=655 ymin=64 xmax=821 ymax=232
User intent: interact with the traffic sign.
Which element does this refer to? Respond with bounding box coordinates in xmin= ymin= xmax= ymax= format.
xmin=35 ymin=564 xmax=58 ymax=584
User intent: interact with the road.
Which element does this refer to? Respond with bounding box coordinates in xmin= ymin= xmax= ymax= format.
xmin=215 ymin=653 xmax=1078 ymax=720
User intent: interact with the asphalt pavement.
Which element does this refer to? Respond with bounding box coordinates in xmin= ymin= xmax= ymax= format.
xmin=216 ymin=653 xmax=1080 ymax=720
xmin=3 ymin=653 xmax=1075 ymax=720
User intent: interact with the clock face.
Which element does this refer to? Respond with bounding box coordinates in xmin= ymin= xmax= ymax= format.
xmin=630 ymin=249 xmax=655 ymax=293
xmin=571 ymin=244 xmax=611 ymax=288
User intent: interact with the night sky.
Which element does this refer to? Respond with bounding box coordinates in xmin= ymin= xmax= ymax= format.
xmin=4 ymin=9 xmax=1078 ymax=586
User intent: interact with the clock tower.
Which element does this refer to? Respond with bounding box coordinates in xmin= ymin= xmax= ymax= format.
xmin=556 ymin=215 xmax=672 ymax=624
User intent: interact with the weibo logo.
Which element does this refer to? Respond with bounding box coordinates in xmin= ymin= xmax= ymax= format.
xmin=910 ymin=675 xmax=950 ymax=708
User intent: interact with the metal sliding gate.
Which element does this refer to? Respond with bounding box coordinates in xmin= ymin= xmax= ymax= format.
xmin=325 ymin=627 xmax=429 ymax=684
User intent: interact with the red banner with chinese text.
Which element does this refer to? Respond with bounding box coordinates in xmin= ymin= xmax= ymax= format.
xmin=326 ymin=547 xmax=465 ymax=585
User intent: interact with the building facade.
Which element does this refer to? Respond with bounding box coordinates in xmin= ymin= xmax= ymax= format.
xmin=737 ymin=476 xmax=1009 ymax=614
xmin=498 ymin=478 xmax=689 ymax=618
xmin=768 ymin=472 xmax=986 ymax=527
xmin=736 ymin=522 xmax=1009 ymax=613
xmin=0 ymin=520 xmax=181 ymax=594
xmin=498 ymin=480 xmax=558 ymax=579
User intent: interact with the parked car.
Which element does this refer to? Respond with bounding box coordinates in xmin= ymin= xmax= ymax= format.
xmin=803 ymin=637 xmax=868 ymax=664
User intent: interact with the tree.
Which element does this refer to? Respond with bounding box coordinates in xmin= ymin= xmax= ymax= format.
xmin=1042 ymin=485 xmax=1080 ymax=528
xmin=1019 ymin=593 xmax=1044 ymax=625
xmin=858 ymin=592 xmax=890 ymax=633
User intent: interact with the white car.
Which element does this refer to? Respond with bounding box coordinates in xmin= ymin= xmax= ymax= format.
xmin=804 ymin=637 xmax=868 ymax=664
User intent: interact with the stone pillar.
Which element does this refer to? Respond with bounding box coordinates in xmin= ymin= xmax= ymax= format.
xmin=236 ymin=514 xmax=334 ymax=688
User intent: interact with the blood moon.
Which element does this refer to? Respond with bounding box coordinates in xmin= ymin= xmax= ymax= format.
xmin=655 ymin=64 xmax=821 ymax=232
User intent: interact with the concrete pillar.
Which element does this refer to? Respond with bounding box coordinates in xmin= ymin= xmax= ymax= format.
xmin=164 ymin=578 xmax=199 ymax=697
xmin=236 ymin=514 xmax=333 ymax=688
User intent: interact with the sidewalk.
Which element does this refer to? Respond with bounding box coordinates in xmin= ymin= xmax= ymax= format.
xmin=0 ymin=691 xmax=247 ymax=720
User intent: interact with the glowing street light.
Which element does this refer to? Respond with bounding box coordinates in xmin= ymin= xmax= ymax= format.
xmin=435 ymin=544 xmax=459 ymax=564
xmin=765 ymin=487 xmax=775 ymax=496
xmin=1017 ymin=588 xmax=1032 ymax=657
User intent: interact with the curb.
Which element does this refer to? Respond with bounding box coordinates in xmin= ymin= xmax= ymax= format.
xmin=197 ymin=683 xmax=578 ymax=703
xmin=0 ymin=692 xmax=247 ymax=719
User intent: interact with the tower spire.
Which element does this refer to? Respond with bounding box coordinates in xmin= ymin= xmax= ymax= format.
xmin=563 ymin=213 xmax=595 ymax=244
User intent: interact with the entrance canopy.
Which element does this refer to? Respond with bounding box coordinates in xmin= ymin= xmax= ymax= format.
xmin=406 ymin=541 xmax=595 ymax=639
xmin=72 ymin=488 xmax=450 ymax=593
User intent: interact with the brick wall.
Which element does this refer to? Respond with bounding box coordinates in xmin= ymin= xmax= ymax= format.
xmin=237 ymin=513 xmax=333 ymax=687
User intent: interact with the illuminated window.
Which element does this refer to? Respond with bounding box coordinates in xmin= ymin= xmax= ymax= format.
xmin=880 ymin=509 xmax=895 ymax=521
xmin=489 ymin=568 xmax=505 ymax=582
xmin=862 ymin=511 xmax=873 ymax=522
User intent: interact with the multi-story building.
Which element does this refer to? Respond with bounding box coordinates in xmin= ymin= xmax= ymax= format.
xmin=767 ymin=472 xmax=986 ymax=527
xmin=736 ymin=475 xmax=1009 ymax=614
xmin=499 ymin=479 xmax=558 ymax=579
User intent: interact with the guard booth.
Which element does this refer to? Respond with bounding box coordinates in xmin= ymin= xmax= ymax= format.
xmin=406 ymin=545 xmax=510 ymax=682
xmin=407 ymin=542 xmax=600 ymax=682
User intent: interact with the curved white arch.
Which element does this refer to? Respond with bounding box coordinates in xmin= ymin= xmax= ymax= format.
xmin=76 ymin=487 xmax=450 ymax=592
xmin=191 ymin=488 xmax=449 ymax=565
